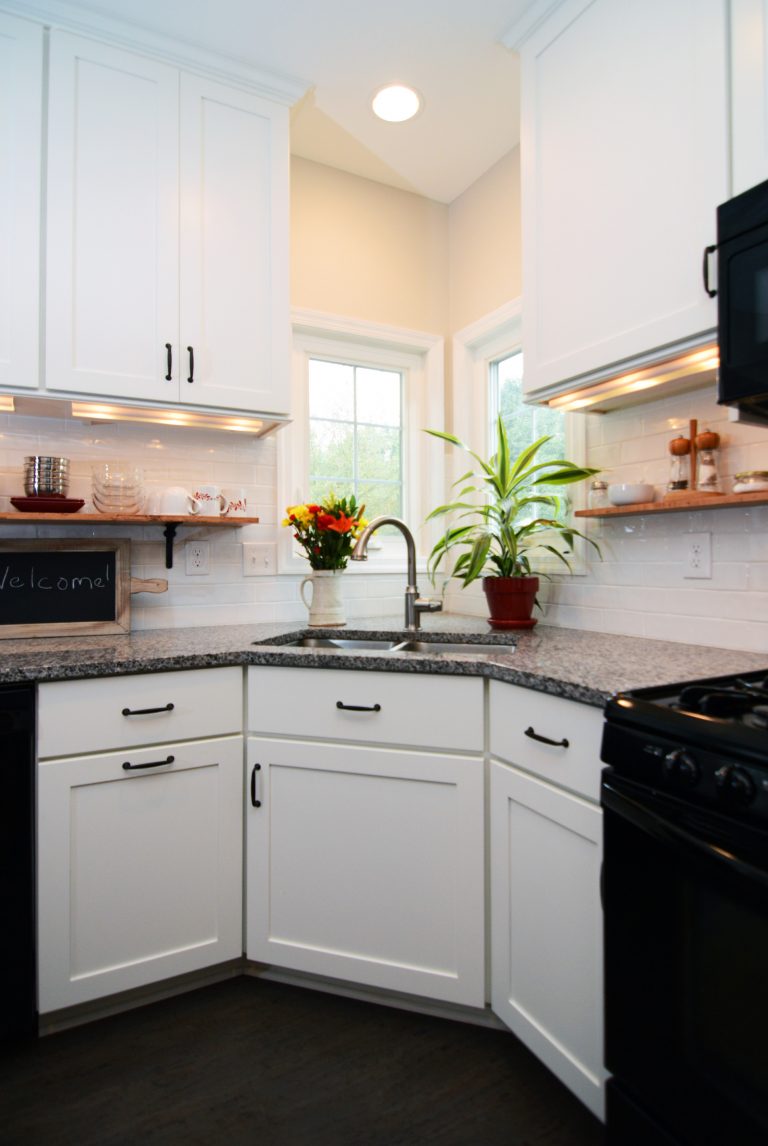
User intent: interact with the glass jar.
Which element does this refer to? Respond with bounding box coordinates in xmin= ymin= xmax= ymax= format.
xmin=733 ymin=470 xmax=768 ymax=493
xmin=588 ymin=480 xmax=610 ymax=509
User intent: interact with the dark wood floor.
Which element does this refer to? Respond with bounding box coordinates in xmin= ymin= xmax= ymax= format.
xmin=0 ymin=977 xmax=604 ymax=1145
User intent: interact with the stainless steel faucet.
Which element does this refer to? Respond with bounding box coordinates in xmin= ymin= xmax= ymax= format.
xmin=350 ymin=516 xmax=442 ymax=631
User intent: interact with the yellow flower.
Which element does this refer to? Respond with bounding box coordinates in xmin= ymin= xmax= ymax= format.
xmin=284 ymin=504 xmax=311 ymax=528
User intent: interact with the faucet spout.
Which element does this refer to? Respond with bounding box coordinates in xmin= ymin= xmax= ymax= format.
xmin=351 ymin=516 xmax=442 ymax=631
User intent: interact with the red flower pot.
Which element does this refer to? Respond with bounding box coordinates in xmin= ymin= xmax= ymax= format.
xmin=482 ymin=576 xmax=539 ymax=630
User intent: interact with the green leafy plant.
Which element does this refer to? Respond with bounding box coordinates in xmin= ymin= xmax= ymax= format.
xmin=425 ymin=416 xmax=601 ymax=586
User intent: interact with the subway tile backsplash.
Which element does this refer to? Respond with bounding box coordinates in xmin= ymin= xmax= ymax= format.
xmin=1 ymin=383 xmax=766 ymax=650
xmin=446 ymin=385 xmax=768 ymax=653
xmin=0 ymin=413 xmax=405 ymax=630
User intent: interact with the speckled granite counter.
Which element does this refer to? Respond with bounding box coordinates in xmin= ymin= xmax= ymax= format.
xmin=1 ymin=615 xmax=765 ymax=707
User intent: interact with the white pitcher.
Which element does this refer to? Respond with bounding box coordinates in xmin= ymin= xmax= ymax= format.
xmin=300 ymin=570 xmax=346 ymax=627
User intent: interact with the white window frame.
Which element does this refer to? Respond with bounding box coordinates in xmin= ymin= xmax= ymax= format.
xmin=451 ymin=299 xmax=589 ymax=577
xmin=277 ymin=308 xmax=445 ymax=575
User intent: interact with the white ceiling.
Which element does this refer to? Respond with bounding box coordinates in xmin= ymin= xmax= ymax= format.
xmin=49 ymin=0 xmax=532 ymax=203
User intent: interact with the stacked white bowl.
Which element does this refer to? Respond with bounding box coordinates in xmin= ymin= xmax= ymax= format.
xmin=92 ymin=462 xmax=144 ymax=515
xmin=24 ymin=456 xmax=70 ymax=497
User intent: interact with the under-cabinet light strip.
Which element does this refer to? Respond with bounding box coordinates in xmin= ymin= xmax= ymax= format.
xmin=547 ymin=346 xmax=720 ymax=412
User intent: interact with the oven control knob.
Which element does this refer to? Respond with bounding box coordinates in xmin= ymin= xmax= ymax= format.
xmin=714 ymin=765 xmax=756 ymax=804
xmin=662 ymin=749 xmax=700 ymax=787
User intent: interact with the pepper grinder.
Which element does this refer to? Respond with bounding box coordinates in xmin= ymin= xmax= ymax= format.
xmin=667 ymin=434 xmax=691 ymax=493
xmin=695 ymin=429 xmax=721 ymax=494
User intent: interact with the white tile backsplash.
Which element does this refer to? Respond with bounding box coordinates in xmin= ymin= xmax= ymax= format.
xmin=537 ymin=386 xmax=768 ymax=652
xmin=2 ymin=381 xmax=767 ymax=651
xmin=0 ymin=412 xmax=405 ymax=629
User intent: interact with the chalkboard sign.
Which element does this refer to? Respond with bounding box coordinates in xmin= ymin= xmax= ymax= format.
xmin=0 ymin=540 xmax=130 ymax=637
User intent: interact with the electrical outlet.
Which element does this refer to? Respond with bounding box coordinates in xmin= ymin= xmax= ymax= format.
xmin=684 ymin=532 xmax=712 ymax=579
xmin=243 ymin=542 xmax=277 ymax=576
xmin=185 ymin=540 xmax=210 ymax=575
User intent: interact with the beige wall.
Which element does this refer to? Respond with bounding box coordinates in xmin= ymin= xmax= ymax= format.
xmin=290 ymin=149 xmax=522 ymax=339
xmin=291 ymin=157 xmax=450 ymax=333
xmin=448 ymin=147 xmax=521 ymax=334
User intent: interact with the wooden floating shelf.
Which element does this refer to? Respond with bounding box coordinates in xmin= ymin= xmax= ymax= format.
xmin=575 ymin=492 xmax=768 ymax=518
xmin=0 ymin=513 xmax=260 ymax=525
xmin=0 ymin=512 xmax=261 ymax=568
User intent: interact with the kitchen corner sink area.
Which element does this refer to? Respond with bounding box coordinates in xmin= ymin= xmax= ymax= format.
xmin=266 ymin=634 xmax=517 ymax=656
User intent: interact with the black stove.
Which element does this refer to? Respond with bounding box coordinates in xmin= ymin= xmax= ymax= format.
xmin=600 ymin=667 xmax=768 ymax=1146
xmin=602 ymin=667 xmax=768 ymax=827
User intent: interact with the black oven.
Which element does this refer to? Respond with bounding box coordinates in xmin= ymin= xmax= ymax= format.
xmin=601 ymin=672 xmax=768 ymax=1146
xmin=715 ymin=177 xmax=768 ymax=419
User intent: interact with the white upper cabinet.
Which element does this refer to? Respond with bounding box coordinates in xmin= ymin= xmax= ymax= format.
xmin=45 ymin=31 xmax=290 ymax=415
xmin=510 ymin=0 xmax=729 ymax=400
xmin=46 ymin=33 xmax=179 ymax=404
xmin=179 ymin=74 xmax=289 ymax=412
xmin=731 ymin=0 xmax=768 ymax=195
xmin=0 ymin=13 xmax=43 ymax=391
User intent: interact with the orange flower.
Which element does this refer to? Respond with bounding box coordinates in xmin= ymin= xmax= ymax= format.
xmin=327 ymin=513 xmax=354 ymax=534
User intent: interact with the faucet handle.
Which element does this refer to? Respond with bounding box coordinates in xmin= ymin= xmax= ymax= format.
xmin=416 ymin=597 xmax=442 ymax=614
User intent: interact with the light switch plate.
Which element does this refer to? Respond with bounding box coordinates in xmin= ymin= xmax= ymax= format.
xmin=243 ymin=542 xmax=277 ymax=576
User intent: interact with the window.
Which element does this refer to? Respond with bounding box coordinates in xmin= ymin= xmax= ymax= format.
xmin=308 ymin=358 xmax=403 ymax=522
xmin=490 ymin=350 xmax=576 ymax=520
xmin=451 ymin=300 xmax=588 ymax=581
xmin=278 ymin=311 xmax=445 ymax=573
xmin=491 ymin=351 xmax=567 ymax=466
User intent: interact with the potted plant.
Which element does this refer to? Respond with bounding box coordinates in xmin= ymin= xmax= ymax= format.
xmin=425 ymin=417 xmax=600 ymax=629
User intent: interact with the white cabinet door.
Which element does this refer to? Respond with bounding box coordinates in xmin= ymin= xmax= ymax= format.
xmin=45 ymin=32 xmax=290 ymax=415
xmin=46 ymin=31 xmax=180 ymax=403
xmin=179 ymin=75 xmax=290 ymax=414
xmin=519 ymin=0 xmax=728 ymax=398
xmin=731 ymin=0 xmax=768 ymax=195
xmin=0 ymin=13 xmax=42 ymax=391
xmin=246 ymin=737 xmax=485 ymax=1006
xmin=38 ymin=736 xmax=243 ymax=1012
xmin=490 ymin=760 xmax=606 ymax=1120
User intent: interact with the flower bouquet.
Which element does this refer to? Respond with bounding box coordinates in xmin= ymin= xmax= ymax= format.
xmin=283 ymin=493 xmax=367 ymax=570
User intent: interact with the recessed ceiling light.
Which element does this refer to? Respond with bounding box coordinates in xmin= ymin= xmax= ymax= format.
xmin=372 ymin=84 xmax=422 ymax=123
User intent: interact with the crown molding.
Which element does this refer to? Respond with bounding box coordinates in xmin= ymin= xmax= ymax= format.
xmin=0 ymin=0 xmax=308 ymax=104
xmin=501 ymin=0 xmax=567 ymax=50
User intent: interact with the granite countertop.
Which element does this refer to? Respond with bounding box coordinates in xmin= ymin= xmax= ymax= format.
xmin=1 ymin=614 xmax=765 ymax=707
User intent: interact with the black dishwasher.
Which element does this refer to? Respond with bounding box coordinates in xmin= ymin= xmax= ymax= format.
xmin=0 ymin=683 xmax=37 ymax=1042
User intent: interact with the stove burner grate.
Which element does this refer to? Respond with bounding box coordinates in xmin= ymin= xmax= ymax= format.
xmin=676 ymin=680 xmax=768 ymax=720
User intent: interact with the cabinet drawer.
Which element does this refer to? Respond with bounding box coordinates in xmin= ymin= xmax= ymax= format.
xmin=248 ymin=666 xmax=483 ymax=752
xmin=489 ymin=680 xmax=603 ymax=802
xmin=38 ymin=667 xmax=242 ymax=757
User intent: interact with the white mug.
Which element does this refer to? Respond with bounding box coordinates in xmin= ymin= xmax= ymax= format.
xmin=160 ymin=486 xmax=201 ymax=515
xmin=222 ymin=486 xmax=248 ymax=517
xmin=193 ymin=484 xmax=226 ymax=516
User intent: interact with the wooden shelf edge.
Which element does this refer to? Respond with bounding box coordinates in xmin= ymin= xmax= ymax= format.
xmin=0 ymin=513 xmax=260 ymax=525
xmin=576 ymin=492 xmax=768 ymax=518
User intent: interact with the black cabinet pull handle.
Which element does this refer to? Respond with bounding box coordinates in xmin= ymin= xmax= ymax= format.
xmin=165 ymin=342 xmax=173 ymax=380
xmin=122 ymin=703 xmax=175 ymax=717
xmin=336 ymin=701 xmax=381 ymax=712
xmin=187 ymin=345 xmax=194 ymax=383
xmin=250 ymin=762 xmax=262 ymax=808
xmin=524 ymin=725 xmax=569 ymax=748
xmin=702 ymin=243 xmax=717 ymax=297
xmin=122 ymin=755 xmax=174 ymax=771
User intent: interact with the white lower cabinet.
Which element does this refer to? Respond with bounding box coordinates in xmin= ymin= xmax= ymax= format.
xmin=488 ymin=682 xmax=607 ymax=1121
xmin=37 ymin=666 xmax=245 ymax=1014
xmin=245 ymin=737 xmax=485 ymax=1005
xmin=38 ymin=736 xmax=243 ymax=1013
xmin=245 ymin=665 xmax=486 ymax=1006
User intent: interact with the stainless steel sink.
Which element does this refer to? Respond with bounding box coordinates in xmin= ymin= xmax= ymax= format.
xmin=273 ymin=636 xmax=515 ymax=656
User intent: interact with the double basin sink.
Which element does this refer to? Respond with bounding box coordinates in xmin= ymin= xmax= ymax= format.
xmin=273 ymin=635 xmax=516 ymax=657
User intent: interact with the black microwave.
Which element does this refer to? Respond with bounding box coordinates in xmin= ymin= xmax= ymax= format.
xmin=714 ymin=177 xmax=768 ymax=419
